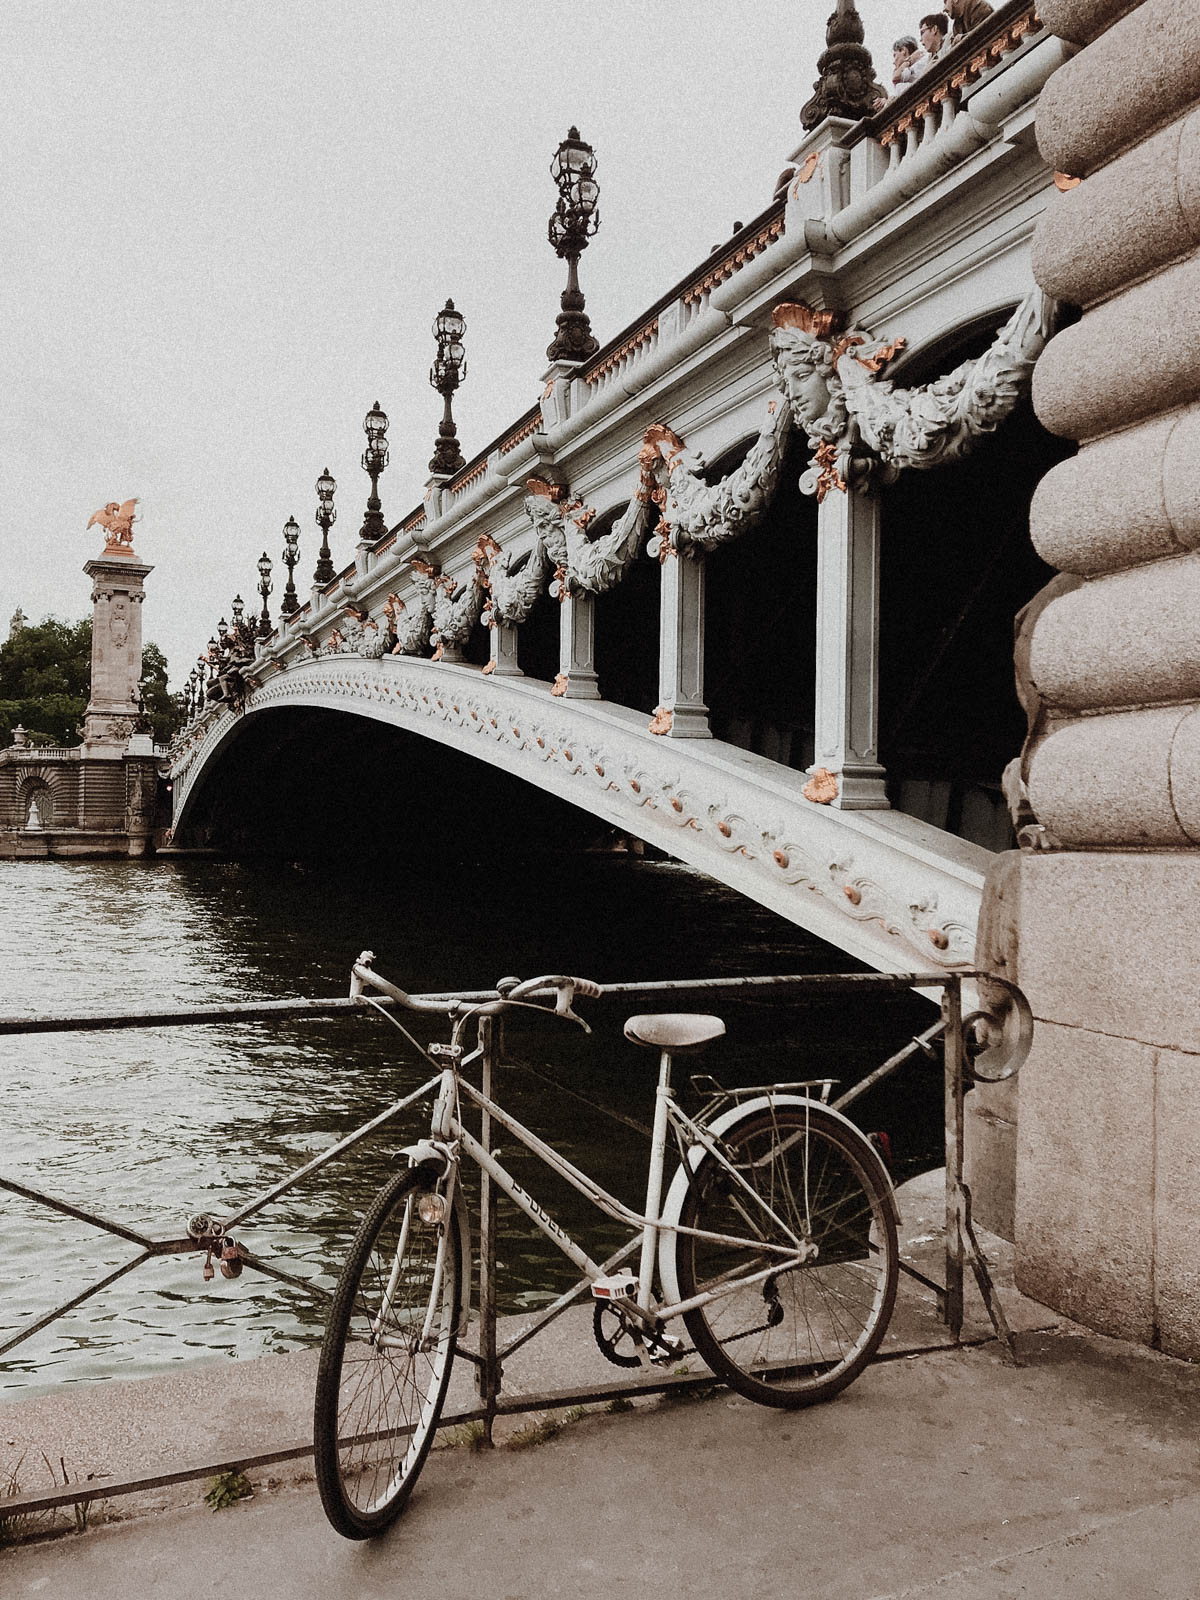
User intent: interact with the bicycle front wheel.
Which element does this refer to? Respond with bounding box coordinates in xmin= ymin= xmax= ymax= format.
xmin=675 ymin=1103 xmax=897 ymax=1408
xmin=314 ymin=1167 xmax=462 ymax=1539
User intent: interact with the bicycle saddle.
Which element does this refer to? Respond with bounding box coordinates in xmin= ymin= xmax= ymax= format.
xmin=623 ymin=1013 xmax=726 ymax=1052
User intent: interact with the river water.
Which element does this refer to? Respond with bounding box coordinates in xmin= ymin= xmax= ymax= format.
xmin=0 ymin=857 xmax=936 ymax=1395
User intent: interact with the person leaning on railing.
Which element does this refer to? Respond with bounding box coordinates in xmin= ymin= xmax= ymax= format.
xmin=874 ymin=33 xmax=928 ymax=108
xmin=944 ymin=0 xmax=994 ymax=38
xmin=919 ymin=11 xmax=949 ymax=64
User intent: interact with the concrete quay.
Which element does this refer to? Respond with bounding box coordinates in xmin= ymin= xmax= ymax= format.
xmin=6 ymin=1171 xmax=1200 ymax=1596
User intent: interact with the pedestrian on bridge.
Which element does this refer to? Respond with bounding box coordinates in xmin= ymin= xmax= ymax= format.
xmin=945 ymin=0 xmax=994 ymax=38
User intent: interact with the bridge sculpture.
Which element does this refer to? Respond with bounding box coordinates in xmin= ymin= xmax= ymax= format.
xmin=171 ymin=0 xmax=1061 ymax=986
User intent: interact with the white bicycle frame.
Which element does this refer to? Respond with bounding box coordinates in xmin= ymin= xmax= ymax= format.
xmin=412 ymin=1048 xmax=819 ymax=1338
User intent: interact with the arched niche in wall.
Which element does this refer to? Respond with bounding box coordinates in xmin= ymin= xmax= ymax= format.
xmin=18 ymin=775 xmax=53 ymax=829
xmin=877 ymin=308 xmax=1075 ymax=852
xmin=591 ymin=501 xmax=659 ymax=715
xmin=702 ymin=429 xmax=817 ymax=770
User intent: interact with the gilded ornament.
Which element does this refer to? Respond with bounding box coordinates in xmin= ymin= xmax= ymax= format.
xmin=86 ymin=498 xmax=140 ymax=555
xmin=803 ymin=768 xmax=839 ymax=805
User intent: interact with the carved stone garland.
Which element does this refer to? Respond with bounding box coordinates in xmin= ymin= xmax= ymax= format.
xmin=769 ymin=288 xmax=1054 ymax=499
xmin=254 ymin=293 xmax=1050 ymax=689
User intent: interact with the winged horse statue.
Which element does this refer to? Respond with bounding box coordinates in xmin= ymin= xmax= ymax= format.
xmin=86 ymin=498 xmax=140 ymax=553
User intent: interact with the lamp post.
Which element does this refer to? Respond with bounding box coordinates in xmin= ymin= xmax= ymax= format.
xmin=217 ymin=617 xmax=228 ymax=649
xmin=313 ymin=468 xmax=337 ymax=586
xmin=206 ymin=640 xmax=219 ymax=684
xmin=360 ymin=404 xmax=390 ymax=543
xmin=256 ymin=552 xmax=273 ymax=640
xmin=281 ymin=516 xmax=301 ymax=615
xmin=428 ymin=300 xmax=467 ymax=476
xmin=546 ymin=127 xmax=600 ymax=363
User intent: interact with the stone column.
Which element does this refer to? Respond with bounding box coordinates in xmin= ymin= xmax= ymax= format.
xmin=83 ymin=553 xmax=153 ymax=755
xmin=558 ymin=594 xmax=600 ymax=699
xmin=655 ymin=549 xmax=711 ymax=738
xmin=811 ymin=486 xmax=888 ymax=807
xmin=489 ymin=620 xmax=522 ymax=677
xmin=998 ymin=0 xmax=1200 ymax=1356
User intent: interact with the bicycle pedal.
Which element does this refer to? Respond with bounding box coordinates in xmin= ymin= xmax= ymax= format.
xmin=648 ymin=1333 xmax=685 ymax=1366
xmin=591 ymin=1269 xmax=638 ymax=1302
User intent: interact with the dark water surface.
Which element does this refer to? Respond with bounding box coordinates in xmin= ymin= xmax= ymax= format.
xmin=0 ymin=857 xmax=937 ymax=1394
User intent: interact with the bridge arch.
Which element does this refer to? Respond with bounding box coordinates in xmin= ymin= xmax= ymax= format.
xmin=170 ymin=656 xmax=986 ymax=978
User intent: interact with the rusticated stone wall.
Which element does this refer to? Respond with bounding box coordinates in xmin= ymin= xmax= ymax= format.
xmin=1007 ymin=0 xmax=1200 ymax=1352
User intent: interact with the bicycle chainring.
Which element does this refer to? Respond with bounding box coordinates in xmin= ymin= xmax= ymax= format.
xmin=592 ymin=1302 xmax=645 ymax=1368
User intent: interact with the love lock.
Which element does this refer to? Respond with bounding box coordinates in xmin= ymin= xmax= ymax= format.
xmin=219 ymin=1238 xmax=244 ymax=1280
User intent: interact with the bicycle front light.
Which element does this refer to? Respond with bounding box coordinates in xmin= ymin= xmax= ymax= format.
xmin=417 ymin=1192 xmax=447 ymax=1226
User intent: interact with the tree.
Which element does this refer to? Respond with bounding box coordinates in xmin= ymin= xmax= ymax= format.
xmin=0 ymin=617 xmax=182 ymax=747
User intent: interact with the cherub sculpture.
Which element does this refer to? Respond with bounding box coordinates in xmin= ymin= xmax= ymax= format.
xmin=86 ymin=498 xmax=140 ymax=552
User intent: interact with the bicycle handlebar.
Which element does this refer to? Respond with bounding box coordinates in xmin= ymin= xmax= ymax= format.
xmin=349 ymin=952 xmax=602 ymax=1020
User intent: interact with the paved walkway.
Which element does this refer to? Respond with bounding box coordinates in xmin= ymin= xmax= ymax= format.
xmin=5 ymin=1173 xmax=1199 ymax=1597
xmin=7 ymin=1324 xmax=1200 ymax=1599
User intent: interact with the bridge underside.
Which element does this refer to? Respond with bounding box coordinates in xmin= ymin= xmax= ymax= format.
xmin=173 ymin=661 xmax=990 ymax=978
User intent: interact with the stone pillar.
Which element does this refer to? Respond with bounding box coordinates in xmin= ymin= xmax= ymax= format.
xmin=1000 ymin=0 xmax=1200 ymax=1355
xmin=558 ymin=594 xmax=600 ymax=699
xmin=655 ymin=549 xmax=711 ymax=738
xmin=811 ymin=486 xmax=888 ymax=807
xmin=82 ymin=553 xmax=153 ymax=755
xmin=489 ymin=620 xmax=522 ymax=677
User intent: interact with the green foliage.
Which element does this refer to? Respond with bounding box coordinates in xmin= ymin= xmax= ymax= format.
xmin=505 ymin=1415 xmax=563 ymax=1451
xmin=139 ymin=640 xmax=179 ymax=746
xmin=204 ymin=1470 xmax=253 ymax=1511
xmin=0 ymin=617 xmax=181 ymax=747
xmin=445 ymin=1420 xmax=488 ymax=1452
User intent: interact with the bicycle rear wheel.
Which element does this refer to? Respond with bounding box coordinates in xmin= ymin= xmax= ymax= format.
xmin=675 ymin=1102 xmax=897 ymax=1408
xmin=314 ymin=1167 xmax=462 ymax=1539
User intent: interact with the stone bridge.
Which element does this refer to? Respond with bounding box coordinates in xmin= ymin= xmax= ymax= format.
xmin=171 ymin=0 xmax=1200 ymax=1361
xmin=171 ymin=1 xmax=1065 ymax=979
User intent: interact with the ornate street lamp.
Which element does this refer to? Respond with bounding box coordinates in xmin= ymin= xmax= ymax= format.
xmin=546 ymin=127 xmax=601 ymax=363
xmin=280 ymin=516 xmax=301 ymax=615
xmin=206 ymin=640 xmax=219 ymax=683
xmin=360 ymin=404 xmax=390 ymax=543
xmin=231 ymin=593 xmax=245 ymax=629
xmin=217 ymin=617 xmax=229 ymax=647
xmin=256 ymin=552 xmax=273 ymax=639
xmin=313 ymin=468 xmax=337 ymax=586
xmin=428 ymin=300 xmax=467 ymax=476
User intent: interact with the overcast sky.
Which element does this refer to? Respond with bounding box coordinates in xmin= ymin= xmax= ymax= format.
xmin=3 ymin=0 xmax=921 ymax=685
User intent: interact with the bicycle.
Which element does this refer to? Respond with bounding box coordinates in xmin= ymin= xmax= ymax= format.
xmin=313 ymin=952 xmax=900 ymax=1540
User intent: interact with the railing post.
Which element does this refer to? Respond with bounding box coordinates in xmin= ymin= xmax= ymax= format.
xmin=811 ymin=484 xmax=889 ymax=807
xmin=558 ymin=593 xmax=600 ymax=699
xmin=476 ymin=1013 xmax=501 ymax=1442
xmin=942 ymin=974 xmax=966 ymax=1341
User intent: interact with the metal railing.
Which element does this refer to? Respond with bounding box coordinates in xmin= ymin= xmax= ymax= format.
xmin=0 ymin=967 xmax=1030 ymax=1515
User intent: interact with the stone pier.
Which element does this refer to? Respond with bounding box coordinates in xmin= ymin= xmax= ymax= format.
xmin=0 ymin=545 xmax=162 ymax=859
xmin=987 ymin=0 xmax=1200 ymax=1354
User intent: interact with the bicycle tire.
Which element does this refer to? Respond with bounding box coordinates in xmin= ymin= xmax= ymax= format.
xmin=314 ymin=1166 xmax=462 ymax=1538
xmin=675 ymin=1102 xmax=897 ymax=1409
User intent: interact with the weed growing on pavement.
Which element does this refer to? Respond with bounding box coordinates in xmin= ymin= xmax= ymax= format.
xmin=204 ymin=1470 xmax=253 ymax=1511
